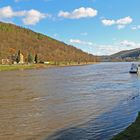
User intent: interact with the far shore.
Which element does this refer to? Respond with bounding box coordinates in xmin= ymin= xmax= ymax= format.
xmin=112 ymin=112 xmax=140 ymax=140
xmin=0 ymin=62 xmax=96 ymax=71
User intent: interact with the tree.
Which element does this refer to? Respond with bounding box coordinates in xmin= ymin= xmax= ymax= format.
xmin=16 ymin=50 xmax=20 ymax=63
xmin=28 ymin=53 xmax=34 ymax=63
xmin=34 ymin=54 xmax=38 ymax=63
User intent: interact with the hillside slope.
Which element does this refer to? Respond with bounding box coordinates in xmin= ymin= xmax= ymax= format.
xmin=0 ymin=22 xmax=98 ymax=64
xmin=101 ymin=48 xmax=140 ymax=62
xmin=110 ymin=48 xmax=140 ymax=60
xmin=111 ymin=48 xmax=140 ymax=59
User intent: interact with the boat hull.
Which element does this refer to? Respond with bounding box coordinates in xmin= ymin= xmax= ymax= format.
xmin=129 ymin=71 xmax=137 ymax=74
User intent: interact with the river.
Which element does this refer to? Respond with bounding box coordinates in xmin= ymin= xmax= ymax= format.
xmin=0 ymin=62 xmax=140 ymax=140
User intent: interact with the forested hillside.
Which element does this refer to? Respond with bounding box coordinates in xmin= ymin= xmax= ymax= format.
xmin=110 ymin=48 xmax=140 ymax=59
xmin=101 ymin=48 xmax=140 ymax=62
xmin=0 ymin=22 xmax=99 ymax=64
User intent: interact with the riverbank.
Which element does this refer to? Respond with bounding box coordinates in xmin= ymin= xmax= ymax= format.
xmin=0 ymin=62 xmax=95 ymax=71
xmin=112 ymin=112 xmax=140 ymax=140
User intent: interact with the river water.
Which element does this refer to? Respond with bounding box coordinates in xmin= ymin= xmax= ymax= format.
xmin=0 ymin=62 xmax=140 ymax=140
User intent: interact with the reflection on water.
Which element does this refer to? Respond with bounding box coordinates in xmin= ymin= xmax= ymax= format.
xmin=0 ymin=62 xmax=140 ymax=140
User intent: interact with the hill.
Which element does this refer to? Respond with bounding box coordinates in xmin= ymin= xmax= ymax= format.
xmin=0 ymin=22 xmax=99 ymax=64
xmin=101 ymin=48 xmax=140 ymax=62
xmin=111 ymin=48 xmax=140 ymax=59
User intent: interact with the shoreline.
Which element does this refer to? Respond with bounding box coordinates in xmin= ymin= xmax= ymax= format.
xmin=0 ymin=62 xmax=96 ymax=71
xmin=112 ymin=112 xmax=140 ymax=140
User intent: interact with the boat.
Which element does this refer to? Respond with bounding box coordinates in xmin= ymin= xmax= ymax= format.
xmin=129 ymin=63 xmax=138 ymax=73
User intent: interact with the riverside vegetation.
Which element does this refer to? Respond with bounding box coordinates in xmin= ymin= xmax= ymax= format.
xmin=112 ymin=112 xmax=140 ymax=140
xmin=0 ymin=61 xmax=95 ymax=71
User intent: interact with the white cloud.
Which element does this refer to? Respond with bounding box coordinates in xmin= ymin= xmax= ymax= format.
xmin=58 ymin=7 xmax=97 ymax=19
xmin=117 ymin=25 xmax=125 ymax=29
xmin=69 ymin=38 xmax=140 ymax=55
xmin=120 ymin=40 xmax=140 ymax=48
xmin=70 ymin=39 xmax=93 ymax=46
xmin=22 ymin=9 xmax=48 ymax=25
xmin=97 ymin=44 xmax=121 ymax=55
xmin=0 ymin=6 xmax=25 ymax=19
xmin=102 ymin=19 xmax=115 ymax=26
xmin=102 ymin=16 xmax=133 ymax=29
xmin=0 ymin=6 xmax=14 ymax=18
xmin=131 ymin=25 xmax=140 ymax=30
xmin=131 ymin=27 xmax=137 ymax=30
xmin=116 ymin=16 xmax=132 ymax=25
xmin=96 ymin=40 xmax=140 ymax=55
xmin=0 ymin=6 xmax=49 ymax=25
xmin=69 ymin=39 xmax=119 ymax=55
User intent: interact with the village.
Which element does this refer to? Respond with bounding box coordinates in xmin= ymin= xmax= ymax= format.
xmin=2 ymin=50 xmax=24 ymax=65
xmin=0 ymin=50 xmax=52 ymax=71
xmin=1 ymin=50 xmax=50 ymax=65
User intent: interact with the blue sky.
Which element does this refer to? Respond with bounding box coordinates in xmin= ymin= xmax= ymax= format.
xmin=0 ymin=0 xmax=140 ymax=55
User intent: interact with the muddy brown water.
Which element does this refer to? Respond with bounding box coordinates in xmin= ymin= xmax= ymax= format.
xmin=0 ymin=62 xmax=140 ymax=140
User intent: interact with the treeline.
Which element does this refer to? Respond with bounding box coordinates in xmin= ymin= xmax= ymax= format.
xmin=0 ymin=22 xmax=100 ymax=64
xmin=11 ymin=50 xmax=38 ymax=64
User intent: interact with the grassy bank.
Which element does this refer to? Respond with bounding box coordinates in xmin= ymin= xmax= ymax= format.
xmin=0 ymin=62 xmax=95 ymax=71
xmin=112 ymin=112 xmax=140 ymax=140
xmin=0 ymin=64 xmax=60 ymax=71
xmin=0 ymin=64 xmax=37 ymax=71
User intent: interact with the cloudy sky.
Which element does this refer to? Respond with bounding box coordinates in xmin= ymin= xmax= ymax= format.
xmin=0 ymin=0 xmax=140 ymax=55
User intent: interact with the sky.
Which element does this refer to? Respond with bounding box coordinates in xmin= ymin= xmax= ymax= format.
xmin=0 ymin=0 xmax=140 ymax=55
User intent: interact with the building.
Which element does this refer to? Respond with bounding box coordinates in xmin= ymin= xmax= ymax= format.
xmin=11 ymin=52 xmax=24 ymax=64
xmin=19 ymin=53 xmax=24 ymax=64
xmin=1 ymin=59 xmax=11 ymax=65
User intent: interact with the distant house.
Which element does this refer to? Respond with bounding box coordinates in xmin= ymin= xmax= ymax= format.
xmin=2 ymin=51 xmax=25 ymax=65
xmin=2 ymin=59 xmax=11 ymax=65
